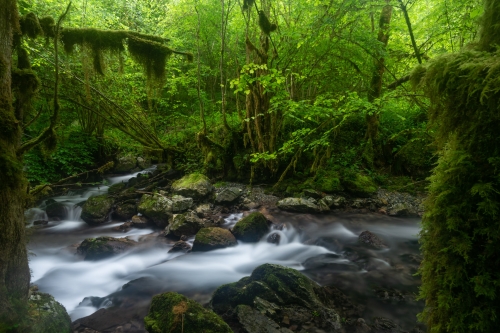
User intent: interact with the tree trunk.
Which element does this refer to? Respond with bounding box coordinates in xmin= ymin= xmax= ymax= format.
xmin=364 ymin=3 xmax=392 ymax=166
xmin=0 ymin=0 xmax=31 ymax=328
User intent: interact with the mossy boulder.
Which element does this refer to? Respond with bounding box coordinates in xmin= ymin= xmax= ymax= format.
xmin=44 ymin=198 xmax=66 ymax=219
xmin=210 ymin=264 xmax=341 ymax=332
xmin=77 ymin=236 xmax=136 ymax=260
xmin=108 ymin=182 xmax=126 ymax=195
xmin=80 ymin=195 xmax=114 ymax=225
xmin=171 ymin=195 xmax=193 ymax=212
xmin=171 ymin=173 xmax=214 ymax=199
xmin=28 ymin=291 xmax=71 ymax=333
xmin=165 ymin=212 xmax=204 ymax=237
xmin=192 ymin=227 xmax=237 ymax=251
xmin=138 ymin=193 xmax=173 ymax=228
xmin=342 ymin=173 xmax=377 ymax=197
xmin=144 ymin=292 xmax=232 ymax=333
xmin=276 ymin=197 xmax=324 ymax=213
xmin=232 ymin=212 xmax=269 ymax=242
xmin=215 ymin=187 xmax=243 ymax=204
xmin=113 ymin=200 xmax=137 ymax=220
xmin=114 ymin=155 xmax=137 ymax=173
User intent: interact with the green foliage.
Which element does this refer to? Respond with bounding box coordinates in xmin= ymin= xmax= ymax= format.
xmin=24 ymin=129 xmax=100 ymax=184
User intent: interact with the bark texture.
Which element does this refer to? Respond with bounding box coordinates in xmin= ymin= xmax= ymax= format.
xmin=0 ymin=0 xmax=31 ymax=328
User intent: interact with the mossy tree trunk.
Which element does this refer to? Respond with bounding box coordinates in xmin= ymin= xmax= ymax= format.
xmin=364 ymin=3 xmax=392 ymax=166
xmin=0 ymin=0 xmax=31 ymax=328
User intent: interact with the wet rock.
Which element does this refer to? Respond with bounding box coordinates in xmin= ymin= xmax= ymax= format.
xmin=33 ymin=219 xmax=49 ymax=225
xmin=137 ymin=193 xmax=173 ymax=228
xmin=211 ymin=264 xmax=342 ymax=332
xmin=376 ymin=190 xmax=424 ymax=217
xmin=215 ymin=187 xmax=243 ymax=204
xmin=171 ymin=173 xmax=214 ymax=199
xmin=114 ymin=155 xmax=137 ymax=173
xmin=171 ymin=194 xmax=193 ymax=212
xmin=195 ymin=203 xmax=213 ymax=217
xmin=165 ymin=211 xmax=204 ymax=237
xmin=28 ymin=291 xmax=71 ymax=333
xmin=131 ymin=214 xmax=149 ymax=228
xmin=81 ymin=195 xmax=114 ymax=225
xmin=235 ymin=304 xmax=294 ymax=333
xmin=144 ymin=292 xmax=232 ymax=333
xmin=113 ymin=201 xmax=137 ymax=220
xmin=358 ymin=231 xmax=388 ymax=250
xmin=387 ymin=203 xmax=410 ymax=216
xmin=168 ymin=240 xmax=192 ymax=253
xmin=112 ymin=221 xmax=133 ymax=232
xmin=192 ymin=227 xmax=237 ymax=251
xmin=371 ymin=317 xmax=408 ymax=333
xmin=232 ymin=212 xmax=269 ymax=242
xmin=302 ymin=254 xmax=359 ymax=272
xmin=45 ymin=198 xmax=66 ymax=219
xmin=108 ymin=182 xmax=126 ymax=195
xmin=267 ymin=232 xmax=281 ymax=245
xmin=77 ymin=236 xmax=136 ymax=260
xmin=276 ymin=197 xmax=323 ymax=213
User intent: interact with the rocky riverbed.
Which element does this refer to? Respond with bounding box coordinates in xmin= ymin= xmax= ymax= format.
xmin=26 ymin=166 xmax=425 ymax=333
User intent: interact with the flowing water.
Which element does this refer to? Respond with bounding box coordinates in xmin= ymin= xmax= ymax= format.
xmin=26 ymin=170 xmax=423 ymax=330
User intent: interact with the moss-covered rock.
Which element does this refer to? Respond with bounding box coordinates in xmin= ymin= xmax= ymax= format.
xmin=171 ymin=195 xmax=193 ymax=212
xmin=276 ymin=197 xmax=324 ymax=213
xmin=114 ymin=155 xmax=137 ymax=173
xmin=77 ymin=236 xmax=136 ymax=260
xmin=113 ymin=200 xmax=137 ymax=220
xmin=44 ymin=198 xmax=66 ymax=219
xmin=80 ymin=195 xmax=114 ymax=225
xmin=108 ymin=182 xmax=126 ymax=195
xmin=165 ymin=212 xmax=204 ymax=237
xmin=314 ymin=169 xmax=343 ymax=193
xmin=342 ymin=173 xmax=377 ymax=197
xmin=138 ymin=193 xmax=173 ymax=228
xmin=28 ymin=291 xmax=71 ymax=333
xmin=232 ymin=212 xmax=269 ymax=242
xmin=192 ymin=227 xmax=237 ymax=251
xmin=171 ymin=173 xmax=214 ymax=199
xmin=144 ymin=292 xmax=232 ymax=333
xmin=215 ymin=187 xmax=243 ymax=204
xmin=210 ymin=264 xmax=341 ymax=332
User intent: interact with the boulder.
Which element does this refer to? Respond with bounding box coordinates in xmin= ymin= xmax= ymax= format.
xmin=387 ymin=202 xmax=410 ymax=216
xmin=77 ymin=236 xmax=136 ymax=260
xmin=45 ymin=198 xmax=66 ymax=219
xmin=276 ymin=197 xmax=323 ymax=213
xmin=171 ymin=173 xmax=214 ymax=199
xmin=171 ymin=195 xmax=193 ymax=212
xmin=114 ymin=155 xmax=137 ymax=173
xmin=28 ymin=291 xmax=72 ymax=333
xmin=195 ymin=203 xmax=212 ymax=217
xmin=192 ymin=227 xmax=237 ymax=251
xmin=210 ymin=264 xmax=341 ymax=332
xmin=131 ymin=214 xmax=149 ymax=228
xmin=80 ymin=195 xmax=114 ymax=225
xmin=267 ymin=232 xmax=281 ymax=245
xmin=168 ymin=240 xmax=192 ymax=253
xmin=320 ymin=195 xmax=346 ymax=208
xmin=138 ymin=193 xmax=173 ymax=228
xmin=232 ymin=212 xmax=269 ymax=242
xmin=137 ymin=156 xmax=151 ymax=169
xmin=358 ymin=231 xmax=388 ymax=250
xmin=108 ymin=182 xmax=126 ymax=195
xmin=215 ymin=187 xmax=243 ymax=204
xmin=165 ymin=212 xmax=204 ymax=237
xmin=144 ymin=292 xmax=232 ymax=333
xmin=113 ymin=201 xmax=137 ymax=220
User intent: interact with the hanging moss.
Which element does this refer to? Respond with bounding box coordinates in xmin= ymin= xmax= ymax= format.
xmin=127 ymin=35 xmax=172 ymax=82
xmin=414 ymin=8 xmax=500 ymax=331
xmin=20 ymin=12 xmax=43 ymax=39
xmin=17 ymin=47 xmax=31 ymax=69
xmin=11 ymin=69 xmax=40 ymax=96
xmin=258 ymin=11 xmax=277 ymax=35
xmin=478 ymin=0 xmax=500 ymax=51
xmin=39 ymin=16 xmax=56 ymax=38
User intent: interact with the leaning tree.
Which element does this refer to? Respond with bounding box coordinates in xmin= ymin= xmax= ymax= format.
xmin=415 ymin=0 xmax=500 ymax=331
xmin=0 ymin=1 xmax=190 ymax=329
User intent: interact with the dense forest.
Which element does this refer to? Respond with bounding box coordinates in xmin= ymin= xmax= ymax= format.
xmin=1 ymin=0 xmax=499 ymax=332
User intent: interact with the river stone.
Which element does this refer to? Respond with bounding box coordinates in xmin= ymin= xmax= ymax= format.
xmin=358 ymin=230 xmax=388 ymax=250
xmin=80 ymin=195 xmax=114 ymax=225
xmin=211 ymin=264 xmax=342 ymax=332
xmin=138 ymin=193 xmax=173 ymax=228
xmin=236 ymin=304 xmax=294 ymax=333
xmin=321 ymin=195 xmax=346 ymax=208
xmin=136 ymin=156 xmax=151 ymax=169
xmin=169 ymin=240 xmax=192 ymax=253
xmin=195 ymin=203 xmax=212 ymax=217
xmin=114 ymin=155 xmax=137 ymax=173
xmin=171 ymin=194 xmax=193 ymax=212
xmin=131 ymin=214 xmax=149 ymax=228
xmin=276 ymin=197 xmax=322 ymax=213
xmin=28 ymin=291 xmax=72 ymax=333
xmin=144 ymin=292 xmax=232 ymax=333
xmin=192 ymin=227 xmax=237 ymax=251
xmin=215 ymin=187 xmax=243 ymax=204
xmin=165 ymin=211 xmax=204 ymax=237
xmin=113 ymin=201 xmax=137 ymax=220
xmin=171 ymin=173 xmax=214 ymax=199
xmin=45 ymin=198 xmax=66 ymax=219
xmin=77 ymin=236 xmax=136 ymax=260
xmin=387 ymin=202 xmax=411 ymax=216
xmin=232 ymin=212 xmax=269 ymax=242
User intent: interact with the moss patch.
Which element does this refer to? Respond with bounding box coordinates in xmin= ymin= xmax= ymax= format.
xmin=342 ymin=172 xmax=377 ymax=197
xmin=80 ymin=194 xmax=113 ymax=225
xmin=232 ymin=212 xmax=269 ymax=242
xmin=144 ymin=292 xmax=232 ymax=333
xmin=28 ymin=291 xmax=71 ymax=333
xmin=192 ymin=227 xmax=237 ymax=251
